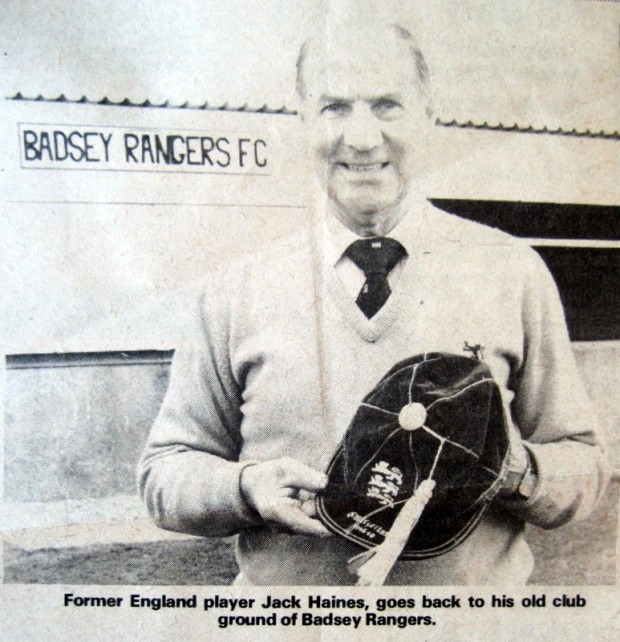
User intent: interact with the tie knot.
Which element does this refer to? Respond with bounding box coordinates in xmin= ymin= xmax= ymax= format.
xmin=344 ymin=237 xmax=407 ymax=277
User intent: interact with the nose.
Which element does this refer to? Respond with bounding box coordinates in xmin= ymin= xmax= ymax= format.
xmin=342 ymin=105 xmax=383 ymax=152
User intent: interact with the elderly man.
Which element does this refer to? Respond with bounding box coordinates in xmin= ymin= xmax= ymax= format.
xmin=138 ymin=22 xmax=609 ymax=585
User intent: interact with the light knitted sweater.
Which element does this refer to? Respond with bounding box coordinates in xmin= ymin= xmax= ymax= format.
xmin=139 ymin=203 xmax=609 ymax=585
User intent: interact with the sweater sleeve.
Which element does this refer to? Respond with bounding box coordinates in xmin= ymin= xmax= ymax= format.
xmin=137 ymin=280 xmax=261 ymax=537
xmin=504 ymin=251 xmax=610 ymax=528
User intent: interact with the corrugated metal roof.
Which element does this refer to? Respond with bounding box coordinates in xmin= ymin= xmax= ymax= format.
xmin=2 ymin=1 xmax=618 ymax=133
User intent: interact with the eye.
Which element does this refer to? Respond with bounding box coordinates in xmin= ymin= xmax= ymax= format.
xmin=373 ymin=98 xmax=403 ymax=118
xmin=320 ymin=102 xmax=350 ymax=117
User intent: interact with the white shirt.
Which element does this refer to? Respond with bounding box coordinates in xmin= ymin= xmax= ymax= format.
xmin=324 ymin=213 xmax=409 ymax=298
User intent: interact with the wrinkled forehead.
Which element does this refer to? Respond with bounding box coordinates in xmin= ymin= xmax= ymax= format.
xmin=302 ymin=27 xmax=419 ymax=100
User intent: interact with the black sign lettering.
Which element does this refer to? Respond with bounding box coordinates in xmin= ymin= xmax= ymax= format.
xmin=254 ymin=139 xmax=267 ymax=167
xmin=20 ymin=125 xmax=270 ymax=173
xmin=124 ymin=133 xmax=139 ymax=162
xmin=216 ymin=137 xmax=231 ymax=167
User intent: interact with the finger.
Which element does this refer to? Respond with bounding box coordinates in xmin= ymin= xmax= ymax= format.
xmin=300 ymin=497 xmax=317 ymax=517
xmin=278 ymin=458 xmax=328 ymax=493
xmin=272 ymin=502 xmax=330 ymax=537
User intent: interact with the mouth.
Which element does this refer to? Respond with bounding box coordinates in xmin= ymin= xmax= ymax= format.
xmin=338 ymin=162 xmax=389 ymax=173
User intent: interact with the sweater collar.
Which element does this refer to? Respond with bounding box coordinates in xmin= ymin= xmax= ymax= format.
xmin=322 ymin=195 xmax=435 ymax=268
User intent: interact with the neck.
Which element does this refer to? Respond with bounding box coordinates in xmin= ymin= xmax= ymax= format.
xmin=331 ymin=201 xmax=408 ymax=238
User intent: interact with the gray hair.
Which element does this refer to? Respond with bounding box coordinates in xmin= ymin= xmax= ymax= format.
xmin=295 ymin=23 xmax=433 ymax=116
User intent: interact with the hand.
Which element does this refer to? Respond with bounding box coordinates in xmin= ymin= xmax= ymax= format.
xmin=240 ymin=457 xmax=330 ymax=536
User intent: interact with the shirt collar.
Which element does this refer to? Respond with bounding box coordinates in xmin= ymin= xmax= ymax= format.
xmin=324 ymin=207 xmax=416 ymax=268
xmin=325 ymin=215 xmax=362 ymax=267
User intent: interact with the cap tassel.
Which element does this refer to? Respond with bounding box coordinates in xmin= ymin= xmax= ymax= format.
xmin=348 ymin=478 xmax=436 ymax=586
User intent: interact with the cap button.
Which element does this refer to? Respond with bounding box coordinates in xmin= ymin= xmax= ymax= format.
xmin=398 ymin=402 xmax=427 ymax=431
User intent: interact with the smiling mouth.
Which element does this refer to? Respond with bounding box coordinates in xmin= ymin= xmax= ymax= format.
xmin=338 ymin=162 xmax=389 ymax=172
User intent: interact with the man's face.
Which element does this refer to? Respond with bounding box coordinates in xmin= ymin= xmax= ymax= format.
xmin=300 ymin=30 xmax=432 ymax=234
